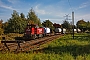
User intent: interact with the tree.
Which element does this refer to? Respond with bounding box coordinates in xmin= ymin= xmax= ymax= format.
xmin=19 ymin=12 xmax=27 ymax=33
xmin=42 ymin=20 xmax=54 ymax=31
xmin=6 ymin=10 xmax=27 ymax=33
xmin=0 ymin=20 xmax=3 ymax=28
xmin=20 ymin=13 xmax=25 ymax=19
xmin=3 ymin=22 xmax=8 ymax=33
xmin=76 ymin=19 xmax=87 ymax=32
xmin=62 ymin=20 xmax=72 ymax=33
xmin=0 ymin=20 xmax=4 ymax=35
xmin=27 ymin=8 xmax=42 ymax=27
xmin=37 ymin=18 xmax=42 ymax=27
xmin=87 ymin=21 xmax=90 ymax=31
xmin=62 ymin=20 xmax=71 ymax=29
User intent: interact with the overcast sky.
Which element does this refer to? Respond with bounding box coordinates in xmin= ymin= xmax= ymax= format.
xmin=0 ymin=0 xmax=90 ymax=24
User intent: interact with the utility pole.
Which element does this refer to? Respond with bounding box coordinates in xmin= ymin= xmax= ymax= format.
xmin=72 ymin=12 xmax=74 ymax=39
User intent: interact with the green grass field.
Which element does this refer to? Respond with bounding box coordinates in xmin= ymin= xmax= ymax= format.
xmin=0 ymin=33 xmax=90 ymax=60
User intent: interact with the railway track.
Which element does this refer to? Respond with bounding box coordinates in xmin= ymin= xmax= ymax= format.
xmin=0 ymin=34 xmax=64 ymax=53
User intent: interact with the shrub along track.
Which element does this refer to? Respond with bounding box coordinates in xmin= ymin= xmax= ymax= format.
xmin=0 ymin=34 xmax=64 ymax=53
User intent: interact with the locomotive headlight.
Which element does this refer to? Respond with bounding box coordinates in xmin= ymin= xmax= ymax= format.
xmin=24 ymin=33 xmax=26 ymax=35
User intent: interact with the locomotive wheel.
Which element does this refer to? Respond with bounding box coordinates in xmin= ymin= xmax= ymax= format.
xmin=32 ymin=34 xmax=37 ymax=40
xmin=40 ymin=34 xmax=43 ymax=38
xmin=41 ymin=34 xmax=43 ymax=38
xmin=39 ymin=34 xmax=43 ymax=38
xmin=32 ymin=35 xmax=35 ymax=40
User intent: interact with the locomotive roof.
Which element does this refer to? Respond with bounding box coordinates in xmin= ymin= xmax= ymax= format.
xmin=27 ymin=24 xmax=39 ymax=28
xmin=53 ymin=23 xmax=61 ymax=28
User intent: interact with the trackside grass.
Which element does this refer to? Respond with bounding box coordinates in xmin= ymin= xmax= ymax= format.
xmin=0 ymin=33 xmax=90 ymax=60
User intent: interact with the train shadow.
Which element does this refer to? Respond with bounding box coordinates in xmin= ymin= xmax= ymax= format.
xmin=42 ymin=44 xmax=90 ymax=58
xmin=15 ymin=37 xmax=32 ymax=41
xmin=15 ymin=37 xmax=24 ymax=40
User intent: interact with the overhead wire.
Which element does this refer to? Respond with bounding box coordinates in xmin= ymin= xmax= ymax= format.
xmin=68 ymin=0 xmax=73 ymax=12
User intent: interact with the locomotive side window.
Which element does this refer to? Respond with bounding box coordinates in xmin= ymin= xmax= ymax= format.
xmin=26 ymin=27 xmax=30 ymax=31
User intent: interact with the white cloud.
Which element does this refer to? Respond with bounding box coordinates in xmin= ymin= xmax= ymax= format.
xmin=74 ymin=1 xmax=90 ymax=10
xmin=0 ymin=0 xmax=16 ymax=10
xmin=33 ymin=4 xmax=69 ymax=24
xmin=34 ymin=4 xmax=51 ymax=15
xmin=8 ymin=0 xmax=19 ymax=4
xmin=0 ymin=5 xmax=15 ymax=10
xmin=79 ymin=2 xmax=89 ymax=9
xmin=34 ymin=4 xmax=67 ymax=16
xmin=34 ymin=5 xmax=46 ymax=15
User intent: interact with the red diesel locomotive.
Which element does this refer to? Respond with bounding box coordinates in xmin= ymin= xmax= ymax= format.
xmin=23 ymin=24 xmax=44 ymax=39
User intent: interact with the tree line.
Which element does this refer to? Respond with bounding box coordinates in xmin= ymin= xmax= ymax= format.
xmin=0 ymin=8 xmax=42 ymax=34
xmin=62 ymin=19 xmax=90 ymax=33
xmin=0 ymin=8 xmax=53 ymax=34
xmin=76 ymin=19 xmax=90 ymax=32
xmin=0 ymin=8 xmax=90 ymax=35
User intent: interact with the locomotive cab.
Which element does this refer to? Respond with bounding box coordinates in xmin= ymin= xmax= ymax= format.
xmin=24 ymin=24 xmax=36 ymax=40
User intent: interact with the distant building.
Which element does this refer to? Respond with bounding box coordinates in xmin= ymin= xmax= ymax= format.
xmin=53 ymin=23 xmax=61 ymax=28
